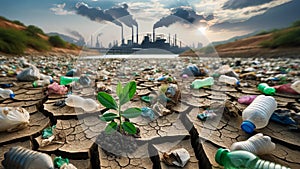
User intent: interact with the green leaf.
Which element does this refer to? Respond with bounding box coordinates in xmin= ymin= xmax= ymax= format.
xmin=122 ymin=122 xmax=137 ymax=134
xmin=121 ymin=108 xmax=142 ymax=119
xmin=116 ymin=81 xmax=122 ymax=98
xmin=119 ymin=81 xmax=136 ymax=105
xmin=99 ymin=112 xmax=118 ymax=122
xmin=105 ymin=121 xmax=117 ymax=134
xmin=97 ymin=92 xmax=118 ymax=110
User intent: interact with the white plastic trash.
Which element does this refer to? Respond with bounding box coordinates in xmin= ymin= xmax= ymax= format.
xmin=0 ymin=107 xmax=30 ymax=132
xmin=65 ymin=95 xmax=100 ymax=112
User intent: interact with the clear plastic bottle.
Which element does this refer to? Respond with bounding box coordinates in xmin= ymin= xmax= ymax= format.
xmin=215 ymin=148 xmax=290 ymax=169
xmin=65 ymin=95 xmax=99 ymax=112
xmin=0 ymin=88 xmax=15 ymax=99
xmin=60 ymin=76 xmax=80 ymax=85
xmin=241 ymin=95 xmax=277 ymax=133
xmin=218 ymin=75 xmax=240 ymax=86
xmin=191 ymin=77 xmax=214 ymax=89
xmin=257 ymin=83 xmax=276 ymax=95
xmin=40 ymin=74 xmax=53 ymax=83
xmin=32 ymin=79 xmax=51 ymax=88
xmin=291 ymin=80 xmax=300 ymax=94
xmin=230 ymin=133 xmax=275 ymax=155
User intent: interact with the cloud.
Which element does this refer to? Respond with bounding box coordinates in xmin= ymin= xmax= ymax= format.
xmin=223 ymin=0 xmax=273 ymax=10
xmin=195 ymin=0 xmax=292 ymax=25
xmin=50 ymin=3 xmax=75 ymax=15
xmin=153 ymin=7 xmax=214 ymax=29
xmin=105 ymin=3 xmax=138 ymax=27
xmin=75 ymin=2 xmax=123 ymax=27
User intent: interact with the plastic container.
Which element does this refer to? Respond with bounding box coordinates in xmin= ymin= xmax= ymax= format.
xmin=215 ymin=148 xmax=290 ymax=169
xmin=0 ymin=88 xmax=15 ymax=99
xmin=291 ymin=80 xmax=300 ymax=94
xmin=32 ymin=79 xmax=51 ymax=88
xmin=218 ymin=75 xmax=240 ymax=86
xmin=40 ymin=74 xmax=53 ymax=83
xmin=2 ymin=146 xmax=54 ymax=169
xmin=65 ymin=95 xmax=99 ymax=112
xmin=257 ymin=83 xmax=276 ymax=95
xmin=230 ymin=133 xmax=275 ymax=155
xmin=241 ymin=95 xmax=277 ymax=134
xmin=191 ymin=77 xmax=214 ymax=89
xmin=60 ymin=76 xmax=80 ymax=85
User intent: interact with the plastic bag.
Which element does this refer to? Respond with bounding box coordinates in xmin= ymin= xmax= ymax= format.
xmin=0 ymin=107 xmax=30 ymax=132
xmin=17 ymin=66 xmax=40 ymax=82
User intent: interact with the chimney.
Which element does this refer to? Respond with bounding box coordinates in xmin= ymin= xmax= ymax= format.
xmin=175 ymin=34 xmax=177 ymax=47
xmin=173 ymin=35 xmax=175 ymax=47
xmin=136 ymin=25 xmax=139 ymax=44
xmin=91 ymin=35 xmax=93 ymax=47
xmin=132 ymin=26 xmax=134 ymax=44
xmin=121 ymin=25 xmax=124 ymax=45
xmin=169 ymin=33 xmax=171 ymax=45
xmin=180 ymin=41 xmax=182 ymax=48
xmin=153 ymin=28 xmax=155 ymax=42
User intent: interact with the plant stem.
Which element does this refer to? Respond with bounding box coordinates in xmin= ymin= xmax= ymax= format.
xmin=118 ymin=101 xmax=122 ymax=133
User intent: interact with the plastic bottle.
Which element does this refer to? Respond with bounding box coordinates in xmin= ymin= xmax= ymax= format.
xmin=32 ymin=79 xmax=51 ymax=88
xmin=40 ymin=74 xmax=53 ymax=83
xmin=218 ymin=75 xmax=240 ymax=86
xmin=241 ymin=95 xmax=277 ymax=134
xmin=257 ymin=83 xmax=276 ymax=95
xmin=215 ymin=148 xmax=290 ymax=169
xmin=60 ymin=76 xmax=80 ymax=85
xmin=230 ymin=133 xmax=275 ymax=155
xmin=191 ymin=77 xmax=214 ymax=89
xmin=291 ymin=80 xmax=300 ymax=94
xmin=0 ymin=88 xmax=15 ymax=99
xmin=65 ymin=95 xmax=99 ymax=112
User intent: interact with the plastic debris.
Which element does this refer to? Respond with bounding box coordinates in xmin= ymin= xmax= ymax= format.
xmin=48 ymin=82 xmax=68 ymax=95
xmin=54 ymin=156 xmax=69 ymax=169
xmin=141 ymin=107 xmax=155 ymax=120
xmin=197 ymin=109 xmax=217 ymax=121
xmin=238 ymin=95 xmax=257 ymax=105
xmin=0 ymin=107 xmax=30 ymax=132
xmin=17 ymin=66 xmax=40 ymax=82
xmin=162 ymin=148 xmax=190 ymax=168
xmin=0 ymin=88 xmax=15 ymax=99
xmin=65 ymin=95 xmax=100 ymax=112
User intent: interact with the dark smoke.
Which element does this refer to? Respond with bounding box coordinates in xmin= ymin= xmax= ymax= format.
xmin=154 ymin=7 xmax=214 ymax=29
xmin=75 ymin=2 xmax=122 ymax=26
xmin=67 ymin=29 xmax=85 ymax=41
xmin=105 ymin=3 xmax=138 ymax=27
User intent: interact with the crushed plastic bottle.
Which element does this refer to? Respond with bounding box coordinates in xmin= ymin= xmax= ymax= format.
xmin=257 ymin=83 xmax=276 ymax=95
xmin=0 ymin=88 xmax=15 ymax=99
xmin=2 ymin=146 xmax=55 ymax=169
xmin=40 ymin=74 xmax=53 ymax=83
xmin=230 ymin=133 xmax=275 ymax=155
xmin=273 ymin=83 xmax=299 ymax=95
xmin=241 ymin=95 xmax=277 ymax=134
xmin=54 ymin=156 xmax=69 ymax=169
xmin=17 ymin=66 xmax=40 ymax=82
xmin=32 ymin=79 xmax=51 ymax=88
xmin=60 ymin=76 xmax=80 ymax=85
xmin=191 ymin=77 xmax=214 ymax=89
xmin=65 ymin=95 xmax=99 ymax=112
xmin=218 ymin=75 xmax=240 ymax=86
xmin=215 ymin=148 xmax=290 ymax=169
xmin=141 ymin=107 xmax=155 ymax=120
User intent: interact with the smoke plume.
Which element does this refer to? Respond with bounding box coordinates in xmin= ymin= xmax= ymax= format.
xmin=105 ymin=3 xmax=138 ymax=27
xmin=154 ymin=7 xmax=214 ymax=29
xmin=67 ymin=29 xmax=85 ymax=41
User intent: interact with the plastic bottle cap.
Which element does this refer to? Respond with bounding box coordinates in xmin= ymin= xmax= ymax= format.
xmin=215 ymin=148 xmax=229 ymax=166
xmin=32 ymin=81 xmax=38 ymax=88
xmin=50 ymin=79 xmax=54 ymax=83
xmin=9 ymin=93 xmax=15 ymax=99
xmin=241 ymin=120 xmax=256 ymax=134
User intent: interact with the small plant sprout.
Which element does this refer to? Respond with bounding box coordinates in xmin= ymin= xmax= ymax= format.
xmin=98 ymin=81 xmax=142 ymax=134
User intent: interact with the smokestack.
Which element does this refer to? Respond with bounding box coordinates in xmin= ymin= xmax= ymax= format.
xmin=169 ymin=33 xmax=171 ymax=45
xmin=91 ymin=35 xmax=93 ymax=47
xmin=136 ymin=26 xmax=139 ymax=44
xmin=121 ymin=25 xmax=124 ymax=45
xmin=173 ymin=35 xmax=175 ymax=47
xmin=153 ymin=28 xmax=155 ymax=42
xmin=132 ymin=26 xmax=134 ymax=44
xmin=175 ymin=34 xmax=177 ymax=47
xmin=180 ymin=41 xmax=182 ymax=48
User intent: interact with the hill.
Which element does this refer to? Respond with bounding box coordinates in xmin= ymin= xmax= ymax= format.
xmin=0 ymin=16 xmax=80 ymax=55
xmin=213 ymin=21 xmax=300 ymax=57
xmin=212 ymin=31 xmax=259 ymax=46
xmin=47 ymin=32 xmax=85 ymax=47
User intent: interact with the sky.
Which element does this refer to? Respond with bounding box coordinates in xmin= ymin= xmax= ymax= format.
xmin=0 ymin=0 xmax=299 ymax=47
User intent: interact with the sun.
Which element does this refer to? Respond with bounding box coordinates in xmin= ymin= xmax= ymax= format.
xmin=198 ymin=27 xmax=207 ymax=34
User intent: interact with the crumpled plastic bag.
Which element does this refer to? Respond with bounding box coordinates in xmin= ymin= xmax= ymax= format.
xmin=48 ymin=82 xmax=68 ymax=95
xmin=17 ymin=66 xmax=40 ymax=82
xmin=0 ymin=107 xmax=30 ymax=132
xmin=162 ymin=148 xmax=190 ymax=167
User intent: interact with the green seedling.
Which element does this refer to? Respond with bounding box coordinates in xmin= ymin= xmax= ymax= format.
xmin=98 ymin=81 xmax=141 ymax=134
